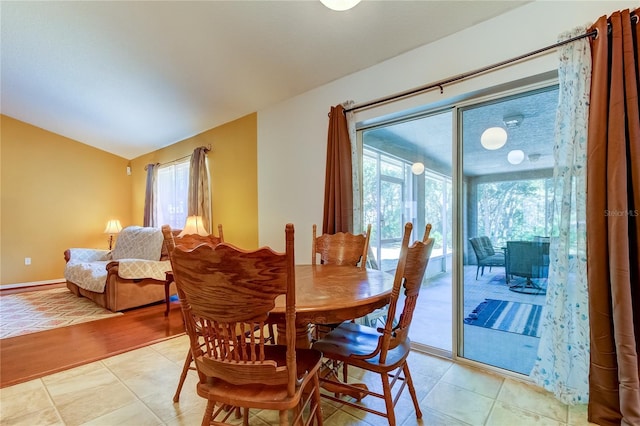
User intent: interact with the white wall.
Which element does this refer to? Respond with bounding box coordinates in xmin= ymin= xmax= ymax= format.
xmin=257 ymin=0 xmax=635 ymax=260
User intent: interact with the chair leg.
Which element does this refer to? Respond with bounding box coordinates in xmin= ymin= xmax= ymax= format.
xmin=312 ymin=373 xmax=324 ymax=426
xmin=380 ymin=373 xmax=396 ymax=426
xmin=475 ymin=266 xmax=480 ymax=280
xmin=202 ymin=400 xmax=215 ymax=426
xmin=278 ymin=410 xmax=288 ymax=426
xmin=173 ymin=348 xmax=194 ymax=402
xmin=242 ymin=407 xmax=249 ymax=426
xmin=267 ymin=322 xmax=276 ymax=344
xmin=403 ymin=362 xmax=423 ymax=419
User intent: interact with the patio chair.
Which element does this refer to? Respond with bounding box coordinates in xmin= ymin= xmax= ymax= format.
xmin=506 ymin=240 xmax=550 ymax=294
xmin=469 ymin=236 xmax=505 ymax=280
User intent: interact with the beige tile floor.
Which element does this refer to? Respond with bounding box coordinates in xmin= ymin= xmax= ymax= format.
xmin=0 ymin=334 xmax=595 ymax=426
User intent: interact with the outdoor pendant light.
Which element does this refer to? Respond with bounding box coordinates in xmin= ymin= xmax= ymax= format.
xmin=480 ymin=127 xmax=507 ymax=150
xmin=507 ymin=149 xmax=525 ymax=165
xmin=411 ymin=162 xmax=425 ymax=175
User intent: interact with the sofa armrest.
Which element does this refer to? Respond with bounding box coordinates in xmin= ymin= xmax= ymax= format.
xmin=64 ymin=248 xmax=112 ymax=263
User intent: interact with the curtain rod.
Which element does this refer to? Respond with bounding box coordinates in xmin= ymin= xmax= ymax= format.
xmin=344 ymin=15 xmax=636 ymax=114
xmin=144 ymin=144 xmax=211 ymax=170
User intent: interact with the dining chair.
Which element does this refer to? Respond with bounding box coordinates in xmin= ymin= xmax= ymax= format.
xmin=312 ymin=223 xmax=371 ymax=267
xmin=162 ymin=224 xmax=226 ymax=403
xmin=312 ymin=224 xmax=372 ymax=339
xmin=166 ymin=223 xmax=324 ymax=426
xmin=312 ymin=222 xmax=434 ymax=426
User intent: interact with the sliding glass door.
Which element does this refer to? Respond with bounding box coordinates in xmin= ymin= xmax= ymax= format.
xmin=361 ymin=110 xmax=453 ymax=353
xmin=356 ymin=81 xmax=559 ymax=373
xmin=459 ymin=85 xmax=558 ymax=375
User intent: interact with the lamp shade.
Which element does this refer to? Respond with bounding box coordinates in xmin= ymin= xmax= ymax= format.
xmin=179 ymin=215 xmax=209 ymax=237
xmin=480 ymin=127 xmax=508 ymax=150
xmin=104 ymin=219 xmax=122 ymax=234
xmin=320 ymin=0 xmax=361 ymax=11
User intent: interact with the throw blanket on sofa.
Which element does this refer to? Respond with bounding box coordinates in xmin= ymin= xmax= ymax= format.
xmin=117 ymin=259 xmax=171 ymax=281
xmin=65 ymin=260 xmax=111 ymax=293
xmin=112 ymin=226 xmax=164 ymax=261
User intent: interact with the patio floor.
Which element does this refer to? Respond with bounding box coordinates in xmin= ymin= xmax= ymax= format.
xmin=403 ymin=264 xmax=546 ymax=376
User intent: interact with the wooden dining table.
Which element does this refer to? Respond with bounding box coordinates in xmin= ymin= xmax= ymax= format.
xmin=269 ymin=264 xmax=395 ymax=349
xmin=268 ymin=264 xmax=395 ymax=400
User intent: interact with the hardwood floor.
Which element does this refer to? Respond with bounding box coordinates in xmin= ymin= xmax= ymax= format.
xmin=0 ymin=292 xmax=185 ymax=388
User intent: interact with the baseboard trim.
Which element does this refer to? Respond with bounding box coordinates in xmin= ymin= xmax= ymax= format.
xmin=1 ymin=279 xmax=65 ymax=290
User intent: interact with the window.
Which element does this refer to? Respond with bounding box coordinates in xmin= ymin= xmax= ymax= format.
xmin=156 ymin=160 xmax=190 ymax=229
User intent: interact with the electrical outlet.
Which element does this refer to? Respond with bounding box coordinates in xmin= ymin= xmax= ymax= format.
xmin=24 ymin=257 xmax=31 ymax=265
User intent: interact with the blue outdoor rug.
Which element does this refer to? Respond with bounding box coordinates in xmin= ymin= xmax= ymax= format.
xmin=464 ymin=299 xmax=543 ymax=337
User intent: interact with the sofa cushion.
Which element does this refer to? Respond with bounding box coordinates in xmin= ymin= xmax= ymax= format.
xmin=64 ymin=261 xmax=110 ymax=292
xmin=112 ymin=226 xmax=164 ymax=261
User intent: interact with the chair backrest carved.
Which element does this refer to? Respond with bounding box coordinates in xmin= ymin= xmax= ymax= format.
xmin=312 ymin=224 xmax=371 ymax=267
xmin=379 ymin=223 xmax=434 ymax=363
xmin=162 ymin=224 xmax=224 ymax=252
xmin=165 ymin=223 xmax=298 ymax=395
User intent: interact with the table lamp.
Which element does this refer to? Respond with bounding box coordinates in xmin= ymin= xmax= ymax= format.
xmin=104 ymin=219 xmax=122 ymax=250
xmin=178 ymin=215 xmax=209 ymax=237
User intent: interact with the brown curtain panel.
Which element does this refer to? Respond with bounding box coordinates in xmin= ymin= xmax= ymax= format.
xmin=187 ymin=146 xmax=211 ymax=233
xmin=143 ymin=163 xmax=158 ymax=227
xmin=587 ymin=9 xmax=640 ymax=426
xmin=323 ymin=104 xmax=353 ymax=234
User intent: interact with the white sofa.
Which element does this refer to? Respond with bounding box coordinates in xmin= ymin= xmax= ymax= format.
xmin=64 ymin=226 xmax=177 ymax=312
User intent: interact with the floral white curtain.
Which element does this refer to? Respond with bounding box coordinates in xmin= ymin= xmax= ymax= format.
xmin=530 ymin=25 xmax=591 ymax=404
xmin=344 ymin=101 xmax=360 ymax=234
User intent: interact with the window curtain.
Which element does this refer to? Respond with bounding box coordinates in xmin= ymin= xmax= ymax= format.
xmin=143 ymin=163 xmax=158 ymax=227
xmin=323 ymin=104 xmax=353 ymax=234
xmin=530 ymin=25 xmax=591 ymax=405
xmin=187 ymin=146 xmax=211 ymax=233
xmin=587 ymin=9 xmax=640 ymax=426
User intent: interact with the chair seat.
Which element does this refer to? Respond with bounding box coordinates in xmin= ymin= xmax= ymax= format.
xmin=197 ymin=347 xmax=323 ymax=410
xmin=312 ymin=322 xmax=410 ymax=370
xmin=482 ymin=253 xmax=505 ymax=266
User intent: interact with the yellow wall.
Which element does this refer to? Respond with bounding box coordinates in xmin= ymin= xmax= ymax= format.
xmin=130 ymin=113 xmax=258 ymax=249
xmin=0 ymin=115 xmax=131 ymax=285
xmin=1 ymin=113 xmax=259 ymax=287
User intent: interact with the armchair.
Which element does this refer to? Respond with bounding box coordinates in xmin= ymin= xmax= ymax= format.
xmin=64 ymin=226 xmax=176 ymax=312
xmin=469 ymin=236 xmax=506 ymax=279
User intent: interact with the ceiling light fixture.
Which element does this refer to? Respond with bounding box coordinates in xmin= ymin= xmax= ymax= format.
xmin=411 ymin=162 xmax=425 ymax=175
xmin=320 ymin=0 xmax=361 ymax=11
xmin=480 ymin=127 xmax=507 ymax=150
xmin=507 ymin=150 xmax=525 ymax=165
xmin=503 ymin=114 xmax=524 ymax=129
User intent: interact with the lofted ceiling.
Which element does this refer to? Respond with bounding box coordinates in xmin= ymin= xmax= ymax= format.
xmin=1 ymin=0 xmax=529 ymax=160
